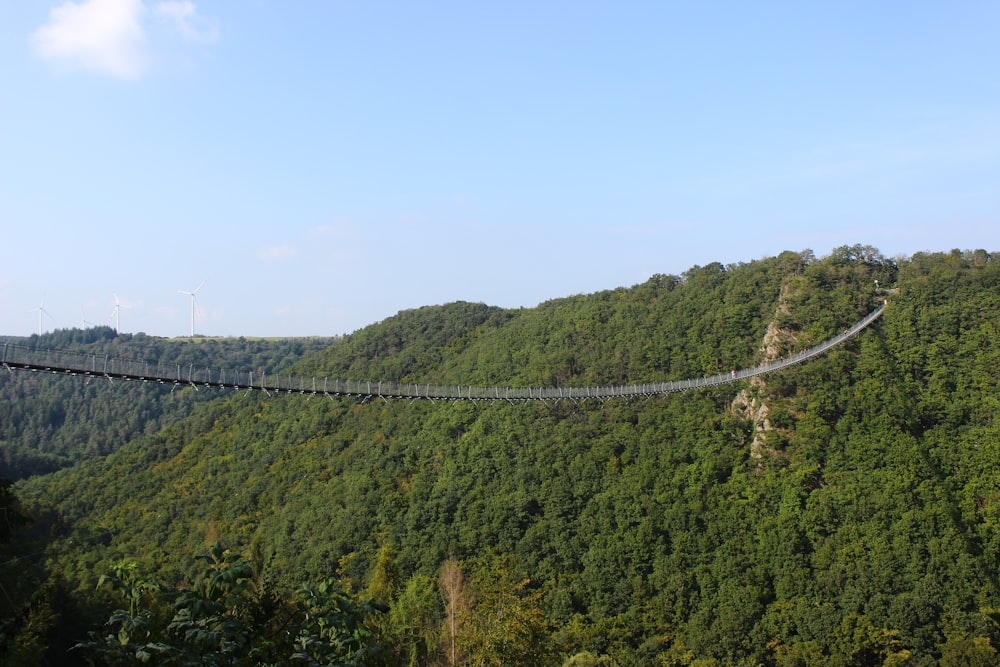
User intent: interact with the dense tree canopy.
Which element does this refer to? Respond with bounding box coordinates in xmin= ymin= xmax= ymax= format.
xmin=0 ymin=330 xmax=336 ymax=479
xmin=4 ymin=246 xmax=1000 ymax=665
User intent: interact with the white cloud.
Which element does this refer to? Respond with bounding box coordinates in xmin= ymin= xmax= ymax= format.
xmin=153 ymin=1 xmax=218 ymax=43
xmin=32 ymin=0 xmax=149 ymax=79
xmin=32 ymin=0 xmax=216 ymax=79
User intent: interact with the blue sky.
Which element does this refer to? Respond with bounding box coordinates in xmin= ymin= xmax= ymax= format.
xmin=2 ymin=1 xmax=999 ymax=338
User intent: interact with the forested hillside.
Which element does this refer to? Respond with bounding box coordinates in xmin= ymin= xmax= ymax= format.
xmin=3 ymin=246 xmax=1000 ymax=666
xmin=0 ymin=330 xmax=336 ymax=479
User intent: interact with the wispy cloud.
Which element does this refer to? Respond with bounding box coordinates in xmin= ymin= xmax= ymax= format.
xmin=259 ymin=244 xmax=296 ymax=262
xmin=659 ymin=111 xmax=1000 ymax=209
xmin=306 ymin=217 xmax=362 ymax=240
xmin=32 ymin=0 xmax=216 ymax=79
xmin=153 ymin=1 xmax=218 ymax=43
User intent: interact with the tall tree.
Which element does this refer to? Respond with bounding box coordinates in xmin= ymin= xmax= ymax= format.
xmin=459 ymin=553 xmax=558 ymax=667
xmin=440 ymin=557 xmax=468 ymax=667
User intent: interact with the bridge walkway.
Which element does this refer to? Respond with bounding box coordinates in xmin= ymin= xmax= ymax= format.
xmin=1 ymin=304 xmax=886 ymax=402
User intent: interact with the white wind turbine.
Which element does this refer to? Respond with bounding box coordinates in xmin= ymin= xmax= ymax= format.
xmin=178 ymin=280 xmax=206 ymax=337
xmin=110 ymin=292 xmax=128 ymax=334
xmin=29 ymin=294 xmax=54 ymax=336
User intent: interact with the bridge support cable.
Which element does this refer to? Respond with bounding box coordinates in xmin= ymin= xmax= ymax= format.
xmin=0 ymin=303 xmax=885 ymax=402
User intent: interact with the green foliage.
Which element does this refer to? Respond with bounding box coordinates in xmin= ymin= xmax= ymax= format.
xmin=0 ymin=477 xmax=30 ymax=542
xmin=563 ymin=652 xmax=618 ymax=666
xmin=291 ymin=580 xmax=385 ymax=667
xmin=9 ymin=247 xmax=1000 ymax=664
xmin=0 ymin=330 xmax=336 ymax=479
xmin=74 ymin=544 xmax=384 ymax=667
xmin=381 ymin=573 xmax=441 ymax=666
xmin=458 ymin=552 xmax=559 ymax=667
xmin=76 ymin=560 xmax=167 ymax=666
xmin=0 ymin=478 xmax=77 ymax=666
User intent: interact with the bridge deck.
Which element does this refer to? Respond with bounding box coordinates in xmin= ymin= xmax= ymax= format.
xmin=2 ymin=304 xmax=885 ymax=401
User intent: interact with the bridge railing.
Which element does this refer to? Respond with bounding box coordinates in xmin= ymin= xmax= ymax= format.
xmin=1 ymin=303 xmax=885 ymax=401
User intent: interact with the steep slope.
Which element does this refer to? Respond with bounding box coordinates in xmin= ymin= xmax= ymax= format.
xmin=0 ymin=329 xmax=336 ymax=478
xmin=13 ymin=246 xmax=1000 ymax=665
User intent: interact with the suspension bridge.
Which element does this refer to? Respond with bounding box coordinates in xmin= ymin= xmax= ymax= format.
xmin=1 ymin=303 xmax=885 ymax=402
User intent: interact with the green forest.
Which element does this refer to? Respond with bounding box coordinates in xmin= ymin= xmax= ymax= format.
xmin=2 ymin=245 xmax=999 ymax=666
xmin=0 ymin=331 xmax=336 ymax=479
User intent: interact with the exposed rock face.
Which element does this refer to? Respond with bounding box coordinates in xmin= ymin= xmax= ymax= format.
xmin=733 ymin=285 xmax=799 ymax=459
xmin=733 ymin=384 xmax=771 ymax=459
xmin=759 ymin=318 xmax=798 ymax=362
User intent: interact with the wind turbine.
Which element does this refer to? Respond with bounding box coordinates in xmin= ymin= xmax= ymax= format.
xmin=178 ymin=280 xmax=206 ymax=337
xmin=28 ymin=294 xmax=54 ymax=336
xmin=110 ymin=292 xmax=127 ymax=334
xmin=81 ymin=307 xmax=94 ymax=329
